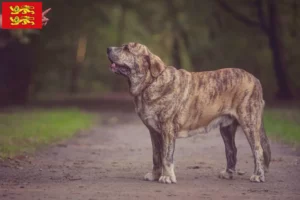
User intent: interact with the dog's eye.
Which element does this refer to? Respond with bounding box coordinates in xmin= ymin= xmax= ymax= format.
xmin=124 ymin=45 xmax=129 ymax=51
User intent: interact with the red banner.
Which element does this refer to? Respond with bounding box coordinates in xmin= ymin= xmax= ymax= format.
xmin=1 ymin=2 xmax=42 ymax=29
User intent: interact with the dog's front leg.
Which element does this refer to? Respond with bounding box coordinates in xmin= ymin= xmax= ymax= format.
xmin=144 ymin=129 xmax=163 ymax=181
xmin=158 ymin=124 xmax=177 ymax=184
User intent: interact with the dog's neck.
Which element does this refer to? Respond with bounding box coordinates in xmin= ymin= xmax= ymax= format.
xmin=127 ymin=70 xmax=155 ymax=96
xmin=128 ymin=56 xmax=167 ymax=96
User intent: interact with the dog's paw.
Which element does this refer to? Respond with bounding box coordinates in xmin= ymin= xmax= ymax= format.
xmin=144 ymin=172 xmax=160 ymax=181
xmin=218 ymin=170 xmax=233 ymax=180
xmin=158 ymin=175 xmax=177 ymax=184
xmin=264 ymin=167 xmax=269 ymax=174
xmin=218 ymin=169 xmax=246 ymax=180
xmin=250 ymin=174 xmax=265 ymax=183
xmin=236 ymin=170 xmax=246 ymax=175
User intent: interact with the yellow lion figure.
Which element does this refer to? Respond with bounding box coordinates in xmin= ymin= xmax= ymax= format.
xmin=10 ymin=5 xmax=35 ymax=15
xmin=10 ymin=16 xmax=35 ymax=25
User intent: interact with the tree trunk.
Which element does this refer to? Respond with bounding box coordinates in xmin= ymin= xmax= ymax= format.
xmin=267 ymin=0 xmax=293 ymax=99
xmin=171 ymin=35 xmax=181 ymax=69
xmin=290 ymin=0 xmax=298 ymax=37
xmin=217 ymin=0 xmax=293 ymax=100
xmin=0 ymin=29 xmax=34 ymax=107
xmin=70 ymin=35 xmax=87 ymax=94
xmin=112 ymin=4 xmax=128 ymax=92
xmin=117 ymin=4 xmax=126 ymax=46
xmin=165 ymin=0 xmax=182 ymax=69
xmin=70 ymin=63 xmax=80 ymax=94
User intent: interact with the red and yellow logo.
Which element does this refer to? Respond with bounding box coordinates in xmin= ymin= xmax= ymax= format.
xmin=1 ymin=2 xmax=42 ymax=29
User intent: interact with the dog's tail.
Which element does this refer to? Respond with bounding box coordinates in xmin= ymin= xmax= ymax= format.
xmin=260 ymin=120 xmax=271 ymax=171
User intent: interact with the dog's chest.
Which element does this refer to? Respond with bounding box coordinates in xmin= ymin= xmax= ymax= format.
xmin=134 ymin=96 xmax=160 ymax=132
xmin=138 ymin=111 xmax=160 ymax=133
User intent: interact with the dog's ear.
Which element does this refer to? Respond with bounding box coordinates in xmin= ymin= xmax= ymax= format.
xmin=144 ymin=55 xmax=165 ymax=78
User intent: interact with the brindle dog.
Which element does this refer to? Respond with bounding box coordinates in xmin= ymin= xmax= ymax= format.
xmin=106 ymin=42 xmax=271 ymax=184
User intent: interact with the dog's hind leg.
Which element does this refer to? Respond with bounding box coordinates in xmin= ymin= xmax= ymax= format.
xmin=219 ymin=119 xmax=239 ymax=180
xmin=260 ymin=121 xmax=271 ymax=173
xmin=237 ymin=86 xmax=266 ymax=182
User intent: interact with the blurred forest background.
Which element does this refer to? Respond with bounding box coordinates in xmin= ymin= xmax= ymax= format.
xmin=0 ymin=0 xmax=300 ymax=107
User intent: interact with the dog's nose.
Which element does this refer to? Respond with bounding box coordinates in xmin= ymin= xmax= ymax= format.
xmin=107 ymin=47 xmax=112 ymax=54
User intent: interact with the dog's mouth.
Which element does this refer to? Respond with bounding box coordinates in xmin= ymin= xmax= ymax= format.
xmin=108 ymin=57 xmax=119 ymax=72
xmin=108 ymin=57 xmax=130 ymax=76
xmin=110 ymin=62 xmax=118 ymax=71
xmin=109 ymin=60 xmax=121 ymax=73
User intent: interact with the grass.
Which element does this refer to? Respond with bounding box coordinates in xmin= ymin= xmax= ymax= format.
xmin=0 ymin=107 xmax=298 ymax=158
xmin=0 ymin=108 xmax=95 ymax=158
xmin=264 ymin=109 xmax=300 ymax=147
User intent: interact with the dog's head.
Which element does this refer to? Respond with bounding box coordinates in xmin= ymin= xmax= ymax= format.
xmin=107 ymin=42 xmax=165 ymax=79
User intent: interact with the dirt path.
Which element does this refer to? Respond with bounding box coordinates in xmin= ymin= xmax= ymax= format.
xmin=1 ymin=111 xmax=300 ymax=200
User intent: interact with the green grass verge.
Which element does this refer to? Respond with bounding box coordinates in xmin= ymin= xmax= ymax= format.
xmin=0 ymin=108 xmax=95 ymax=158
xmin=264 ymin=109 xmax=300 ymax=147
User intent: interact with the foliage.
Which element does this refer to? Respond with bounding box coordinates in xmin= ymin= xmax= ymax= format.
xmin=0 ymin=0 xmax=299 ymax=100
xmin=0 ymin=108 xmax=95 ymax=158
xmin=264 ymin=109 xmax=300 ymax=147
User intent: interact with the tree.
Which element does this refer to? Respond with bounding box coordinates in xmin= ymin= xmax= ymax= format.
xmin=0 ymin=26 xmax=41 ymax=106
xmin=217 ymin=0 xmax=293 ymax=100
